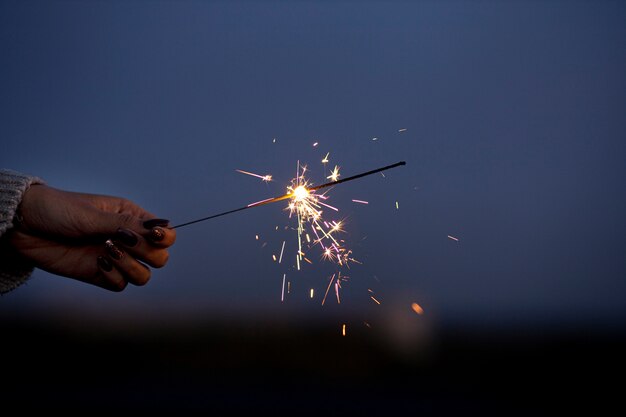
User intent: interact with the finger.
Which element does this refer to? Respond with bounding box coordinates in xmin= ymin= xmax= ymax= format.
xmin=104 ymin=239 xmax=151 ymax=286
xmin=142 ymin=219 xmax=175 ymax=247
xmin=145 ymin=225 xmax=176 ymax=248
xmin=113 ymin=228 xmax=170 ymax=268
xmin=9 ymin=230 xmax=129 ymax=291
xmin=95 ymin=256 xmax=128 ymax=292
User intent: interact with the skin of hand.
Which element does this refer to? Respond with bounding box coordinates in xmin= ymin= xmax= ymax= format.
xmin=4 ymin=184 xmax=176 ymax=291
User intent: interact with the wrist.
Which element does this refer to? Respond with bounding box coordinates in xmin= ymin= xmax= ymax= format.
xmin=0 ymin=169 xmax=45 ymax=237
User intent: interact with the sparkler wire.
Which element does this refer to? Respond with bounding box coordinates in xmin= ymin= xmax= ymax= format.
xmin=171 ymin=161 xmax=406 ymax=229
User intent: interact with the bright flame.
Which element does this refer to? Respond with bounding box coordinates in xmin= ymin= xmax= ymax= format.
xmin=293 ymin=185 xmax=309 ymax=201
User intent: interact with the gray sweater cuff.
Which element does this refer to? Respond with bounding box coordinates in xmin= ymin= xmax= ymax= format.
xmin=0 ymin=169 xmax=45 ymax=294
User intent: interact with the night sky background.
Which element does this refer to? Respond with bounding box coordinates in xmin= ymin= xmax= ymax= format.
xmin=1 ymin=1 xmax=625 ymax=413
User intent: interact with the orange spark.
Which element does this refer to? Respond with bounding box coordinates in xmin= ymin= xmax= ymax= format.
xmin=411 ymin=302 xmax=424 ymax=315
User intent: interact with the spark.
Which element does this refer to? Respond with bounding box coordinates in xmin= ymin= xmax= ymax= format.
xmin=370 ymin=295 xmax=381 ymax=305
xmin=372 ymin=137 xmax=378 ymax=141
xmin=327 ymin=165 xmax=341 ymax=182
xmin=448 ymin=235 xmax=459 ymax=242
xmin=278 ymin=241 xmax=285 ymax=263
xmin=313 ymin=142 xmax=319 ymax=147
xmin=395 ymin=201 xmax=399 ymax=209
xmin=285 ymin=163 xmax=354 ymax=269
xmin=281 ymin=274 xmax=286 ymax=302
xmin=272 ymin=254 xmax=277 ymax=262
xmin=321 ymin=274 xmax=335 ymax=306
xmin=255 ymin=234 xmax=259 ymax=240
xmin=310 ymin=288 xmax=314 ymax=299
xmin=236 ymin=169 xmax=272 ymax=182
xmin=322 ymin=152 xmax=330 ymax=164
xmin=411 ymin=302 xmax=424 ymax=315
xmin=352 ymin=199 xmax=369 ymax=205
xmin=272 ymin=138 xmax=276 ymax=143
xmin=342 ymin=324 xmax=346 ymax=336
xmin=398 ymin=128 xmax=407 ymax=133
xmin=288 ymin=281 xmax=291 ymax=293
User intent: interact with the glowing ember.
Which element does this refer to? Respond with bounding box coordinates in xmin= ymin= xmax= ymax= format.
xmin=292 ymin=185 xmax=309 ymax=201
xmin=411 ymin=302 xmax=424 ymax=315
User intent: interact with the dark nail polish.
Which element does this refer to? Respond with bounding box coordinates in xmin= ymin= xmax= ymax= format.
xmin=149 ymin=227 xmax=165 ymax=242
xmin=105 ymin=239 xmax=124 ymax=260
xmin=97 ymin=256 xmax=113 ymax=272
xmin=115 ymin=228 xmax=138 ymax=247
xmin=143 ymin=218 xmax=170 ymax=229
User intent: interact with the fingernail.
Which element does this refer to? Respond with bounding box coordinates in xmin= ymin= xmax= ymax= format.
xmin=143 ymin=218 xmax=170 ymax=229
xmin=105 ymin=239 xmax=124 ymax=260
xmin=97 ymin=256 xmax=113 ymax=272
xmin=115 ymin=228 xmax=138 ymax=247
xmin=149 ymin=226 xmax=165 ymax=242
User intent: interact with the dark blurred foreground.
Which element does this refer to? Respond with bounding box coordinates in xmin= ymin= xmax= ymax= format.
xmin=1 ymin=313 xmax=622 ymax=415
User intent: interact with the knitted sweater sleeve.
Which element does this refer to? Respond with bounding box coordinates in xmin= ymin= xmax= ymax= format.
xmin=0 ymin=169 xmax=45 ymax=294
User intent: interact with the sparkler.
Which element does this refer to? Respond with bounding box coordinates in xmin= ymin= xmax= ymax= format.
xmin=172 ymin=159 xmax=406 ymax=324
xmin=171 ymin=161 xmax=406 ymax=229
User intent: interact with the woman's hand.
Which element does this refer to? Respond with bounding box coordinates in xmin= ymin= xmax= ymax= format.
xmin=6 ymin=184 xmax=175 ymax=291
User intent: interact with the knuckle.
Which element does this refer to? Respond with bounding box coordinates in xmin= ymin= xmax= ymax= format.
xmin=117 ymin=212 xmax=137 ymax=228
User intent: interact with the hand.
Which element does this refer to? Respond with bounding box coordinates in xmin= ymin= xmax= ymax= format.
xmin=5 ymin=184 xmax=176 ymax=291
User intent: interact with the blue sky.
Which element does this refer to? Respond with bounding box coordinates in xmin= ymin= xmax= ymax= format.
xmin=1 ymin=0 xmax=625 ymax=325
